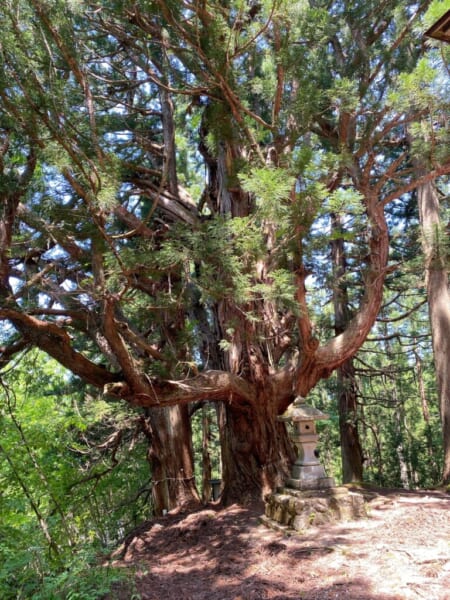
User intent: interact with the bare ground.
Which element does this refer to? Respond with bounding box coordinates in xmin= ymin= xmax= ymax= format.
xmin=109 ymin=486 xmax=450 ymax=600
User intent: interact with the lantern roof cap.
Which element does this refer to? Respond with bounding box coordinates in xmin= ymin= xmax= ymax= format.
xmin=424 ymin=9 xmax=450 ymax=43
xmin=278 ymin=396 xmax=329 ymax=422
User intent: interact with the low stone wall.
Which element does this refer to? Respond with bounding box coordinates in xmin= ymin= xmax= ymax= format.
xmin=262 ymin=486 xmax=367 ymax=532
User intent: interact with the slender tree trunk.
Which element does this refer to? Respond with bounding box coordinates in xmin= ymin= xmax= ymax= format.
xmin=393 ymin=388 xmax=411 ymax=489
xmin=201 ymin=404 xmax=212 ymax=503
xmin=414 ymin=348 xmax=439 ymax=481
xmin=415 ymin=348 xmax=431 ymax=423
xmin=338 ymin=360 xmax=364 ymax=483
xmin=331 ymin=213 xmax=364 ymax=482
xmin=159 ymin=85 xmax=179 ymax=198
xmin=418 ymin=181 xmax=450 ymax=484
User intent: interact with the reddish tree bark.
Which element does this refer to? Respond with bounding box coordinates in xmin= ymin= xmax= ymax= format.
xmin=418 ymin=181 xmax=450 ymax=484
xmin=146 ymin=405 xmax=200 ymax=515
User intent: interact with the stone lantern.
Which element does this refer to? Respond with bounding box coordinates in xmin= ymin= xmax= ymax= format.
xmin=262 ymin=395 xmax=367 ymax=532
xmin=278 ymin=396 xmax=335 ymax=490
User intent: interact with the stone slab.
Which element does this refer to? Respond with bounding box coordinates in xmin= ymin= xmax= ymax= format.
xmin=263 ymin=485 xmax=367 ymax=532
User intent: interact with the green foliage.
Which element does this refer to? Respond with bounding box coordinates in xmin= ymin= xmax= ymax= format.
xmin=5 ymin=549 xmax=134 ymax=600
xmin=95 ymin=155 xmax=122 ymax=210
xmin=250 ymin=51 xmax=277 ymax=103
xmin=0 ymin=351 xmax=148 ymax=599
xmin=253 ymin=269 xmax=299 ymax=313
xmin=311 ymin=295 xmax=444 ymax=489
xmin=388 ymin=58 xmax=439 ymax=111
xmin=191 ymin=403 xmax=221 ymax=492
xmin=149 ymin=214 xmax=302 ymax=319
xmin=240 ymin=167 xmax=295 ymax=221
xmin=422 ymin=0 xmax=450 ymax=30
xmin=328 ymin=77 xmax=360 ymax=113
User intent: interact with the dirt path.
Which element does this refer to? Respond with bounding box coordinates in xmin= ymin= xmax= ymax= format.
xmin=110 ymin=487 xmax=450 ymax=600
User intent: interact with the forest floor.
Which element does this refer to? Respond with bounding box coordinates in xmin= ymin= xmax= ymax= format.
xmin=109 ymin=485 xmax=450 ymax=600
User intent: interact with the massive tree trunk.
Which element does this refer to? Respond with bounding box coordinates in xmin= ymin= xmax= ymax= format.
xmin=218 ymin=387 xmax=294 ymax=505
xmin=193 ymin=299 xmax=295 ymax=504
xmin=418 ymin=181 xmax=450 ymax=484
xmin=145 ymin=405 xmax=200 ymax=515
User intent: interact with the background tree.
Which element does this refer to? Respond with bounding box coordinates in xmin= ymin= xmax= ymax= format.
xmin=313 ymin=189 xmax=444 ymax=488
xmin=314 ymin=290 xmax=443 ymax=489
xmin=417 ymin=177 xmax=450 ymax=483
xmin=404 ymin=5 xmax=450 ymax=483
xmin=330 ymin=211 xmax=364 ymax=482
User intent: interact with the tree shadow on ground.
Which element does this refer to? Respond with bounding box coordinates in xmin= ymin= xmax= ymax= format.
xmin=108 ymin=498 xmax=423 ymax=600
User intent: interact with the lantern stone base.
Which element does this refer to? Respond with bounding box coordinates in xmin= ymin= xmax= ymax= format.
xmin=287 ymin=461 xmax=336 ymax=490
xmin=261 ymin=485 xmax=367 ymax=533
xmin=287 ymin=474 xmax=336 ymax=490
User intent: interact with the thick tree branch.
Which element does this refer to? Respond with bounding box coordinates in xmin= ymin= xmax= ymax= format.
xmin=382 ymin=162 xmax=450 ymax=205
xmin=104 ymin=369 xmax=255 ymax=408
xmin=294 ymin=193 xmax=389 ymax=395
xmin=102 ymin=296 xmax=149 ymax=396
xmin=0 ymin=308 xmax=117 ymax=387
